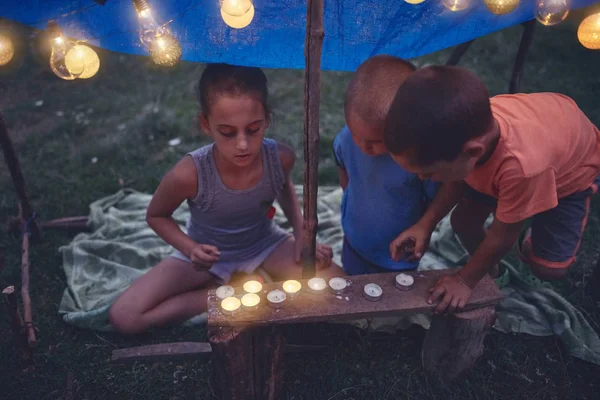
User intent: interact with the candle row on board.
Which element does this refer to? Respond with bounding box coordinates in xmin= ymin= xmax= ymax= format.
xmin=216 ymin=273 xmax=417 ymax=314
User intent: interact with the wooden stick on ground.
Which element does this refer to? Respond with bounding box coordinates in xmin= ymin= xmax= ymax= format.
xmin=64 ymin=371 xmax=74 ymax=400
xmin=0 ymin=112 xmax=41 ymax=241
xmin=301 ymin=0 xmax=325 ymax=279
xmin=20 ymin=216 xmax=37 ymax=347
xmin=2 ymin=286 xmax=34 ymax=371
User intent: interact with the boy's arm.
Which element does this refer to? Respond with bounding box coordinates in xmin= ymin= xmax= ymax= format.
xmin=428 ymin=218 xmax=523 ymax=314
xmin=332 ymin=129 xmax=348 ymax=190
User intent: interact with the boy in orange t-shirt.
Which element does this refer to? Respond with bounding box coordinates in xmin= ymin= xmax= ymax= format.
xmin=383 ymin=65 xmax=600 ymax=314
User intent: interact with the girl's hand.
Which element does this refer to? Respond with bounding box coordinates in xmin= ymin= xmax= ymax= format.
xmin=316 ymin=242 xmax=333 ymax=269
xmin=293 ymin=233 xmax=333 ymax=269
xmin=189 ymin=244 xmax=220 ymax=271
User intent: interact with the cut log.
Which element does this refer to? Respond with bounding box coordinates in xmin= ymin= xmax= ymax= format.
xmin=209 ymin=326 xmax=285 ymax=400
xmin=422 ymin=305 xmax=497 ymax=381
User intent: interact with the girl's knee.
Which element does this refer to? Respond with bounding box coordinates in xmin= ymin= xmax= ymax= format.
xmin=108 ymin=303 xmax=145 ymax=336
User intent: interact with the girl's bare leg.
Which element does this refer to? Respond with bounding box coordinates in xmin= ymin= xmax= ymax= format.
xmin=109 ymin=257 xmax=217 ymax=335
xmin=261 ymin=237 xmax=346 ymax=281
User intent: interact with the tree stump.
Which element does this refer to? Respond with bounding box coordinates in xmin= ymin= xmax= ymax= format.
xmin=208 ymin=325 xmax=285 ymax=400
xmin=422 ymin=306 xmax=496 ymax=381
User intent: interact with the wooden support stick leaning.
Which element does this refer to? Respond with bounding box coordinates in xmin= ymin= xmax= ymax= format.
xmin=2 ymin=286 xmax=34 ymax=370
xmin=422 ymin=306 xmax=496 ymax=381
xmin=445 ymin=39 xmax=475 ymax=66
xmin=301 ymin=0 xmax=324 ymax=279
xmin=509 ymin=20 xmax=536 ymax=94
xmin=0 ymin=113 xmax=41 ymax=241
xmin=21 ymin=224 xmax=37 ymax=347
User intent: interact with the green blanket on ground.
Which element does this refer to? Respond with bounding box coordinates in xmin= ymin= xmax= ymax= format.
xmin=58 ymin=188 xmax=600 ymax=365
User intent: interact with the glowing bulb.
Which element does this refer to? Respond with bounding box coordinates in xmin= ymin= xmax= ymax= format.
xmin=442 ymin=0 xmax=471 ymax=12
xmin=47 ymin=23 xmax=80 ymax=80
xmin=221 ymin=0 xmax=255 ymax=29
xmin=133 ymin=0 xmax=182 ymax=66
xmin=404 ymin=0 xmax=425 ymax=3
xmin=65 ymin=44 xmax=100 ymax=79
xmin=0 ymin=34 xmax=14 ymax=66
xmin=484 ymin=0 xmax=520 ymax=15
xmin=535 ymin=0 xmax=570 ymax=26
xmin=149 ymin=33 xmax=182 ymax=67
xmin=578 ymin=13 xmax=600 ymax=50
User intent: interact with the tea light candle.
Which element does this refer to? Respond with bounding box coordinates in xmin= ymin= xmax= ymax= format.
xmin=282 ymin=280 xmax=302 ymax=299
xmin=267 ymin=289 xmax=286 ymax=309
xmin=395 ymin=273 xmax=415 ymax=291
xmin=329 ymin=277 xmax=349 ymax=295
xmin=221 ymin=296 xmax=241 ymax=315
xmin=241 ymin=293 xmax=260 ymax=312
xmin=243 ymin=280 xmax=263 ymax=294
xmin=363 ymin=283 xmax=382 ymax=301
xmin=307 ymin=277 xmax=327 ymax=293
xmin=215 ymin=285 xmax=235 ymax=300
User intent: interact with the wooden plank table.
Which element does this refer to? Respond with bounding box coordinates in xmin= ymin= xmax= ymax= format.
xmin=207 ymin=269 xmax=502 ymax=327
xmin=206 ymin=269 xmax=503 ymax=399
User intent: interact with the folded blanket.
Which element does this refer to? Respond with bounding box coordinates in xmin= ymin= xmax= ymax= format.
xmin=58 ymin=187 xmax=600 ymax=365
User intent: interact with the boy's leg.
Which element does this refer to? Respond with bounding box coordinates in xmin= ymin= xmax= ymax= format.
xmin=341 ymin=238 xmax=384 ymax=276
xmin=109 ymin=257 xmax=217 ymax=335
xmin=520 ymin=179 xmax=599 ymax=281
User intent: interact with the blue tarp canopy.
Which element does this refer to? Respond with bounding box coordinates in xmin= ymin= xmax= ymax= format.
xmin=1 ymin=0 xmax=598 ymax=71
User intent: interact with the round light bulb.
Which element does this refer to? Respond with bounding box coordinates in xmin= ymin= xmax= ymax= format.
xmin=50 ymin=36 xmax=80 ymax=80
xmin=149 ymin=33 xmax=182 ymax=67
xmin=65 ymin=44 xmax=100 ymax=79
xmin=404 ymin=0 xmax=425 ymax=4
xmin=442 ymin=0 xmax=471 ymax=12
xmin=578 ymin=13 xmax=600 ymax=50
xmin=221 ymin=3 xmax=255 ymax=29
xmin=484 ymin=0 xmax=520 ymax=15
xmin=535 ymin=0 xmax=570 ymax=26
xmin=0 ymin=34 xmax=15 ymax=66
xmin=221 ymin=0 xmax=253 ymax=17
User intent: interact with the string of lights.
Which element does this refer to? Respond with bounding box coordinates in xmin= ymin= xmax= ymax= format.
xmin=0 ymin=0 xmax=598 ymax=80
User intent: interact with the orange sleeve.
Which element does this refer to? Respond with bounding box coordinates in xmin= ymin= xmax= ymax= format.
xmin=495 ymin=166 xmax=558 ymax=224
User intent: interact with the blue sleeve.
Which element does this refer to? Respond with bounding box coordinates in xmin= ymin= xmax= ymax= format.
xmin=422 ymin=179 xmax=441 ymax=204
xmin=332 ymin=127 xmax=349 ymax=170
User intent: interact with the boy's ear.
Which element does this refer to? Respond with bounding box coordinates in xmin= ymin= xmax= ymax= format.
xmin=462 ymin=139 xmax=485 ymax=160
xmin=198 ymin=112 xmax=211 ymax=136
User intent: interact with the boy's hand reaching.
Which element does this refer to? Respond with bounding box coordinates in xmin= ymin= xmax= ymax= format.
xmin=189 ymin=244 xmax=220 ymax=271
xmin=428 ymin=273 xmax=472 ymax=314
xmin=390 ymin=222 xmax=432 ymax=262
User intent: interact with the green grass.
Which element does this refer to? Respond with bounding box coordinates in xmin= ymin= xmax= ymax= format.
xmin=2 ymin=17 xmax=600 ymax=400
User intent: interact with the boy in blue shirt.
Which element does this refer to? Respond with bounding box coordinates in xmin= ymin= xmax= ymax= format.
xmin=333 ymin=55 xmax=439 ymax=275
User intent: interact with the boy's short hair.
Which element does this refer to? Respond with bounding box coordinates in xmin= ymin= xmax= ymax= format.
xmin=383 ymin=65 xmax=494 ymax=166
xmin=344 ymin=55 xmax=417 ymax=125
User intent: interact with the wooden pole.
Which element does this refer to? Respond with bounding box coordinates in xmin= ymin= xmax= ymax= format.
xmin=301 ymin=0 xmax=324 ymax=279
xmin=445 ymin=39 xmax=475 ymax=66
xmin=0 ymin=113 xmax=41 ymax=241
xmin=2 ymin=286 xmax=34 ymax=371
xmin=509 ymin=20 xmax=536 ymax=94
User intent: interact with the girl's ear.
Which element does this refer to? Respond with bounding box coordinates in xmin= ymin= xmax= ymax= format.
xmin=198 ymin=112 xmax=211 ymax=136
